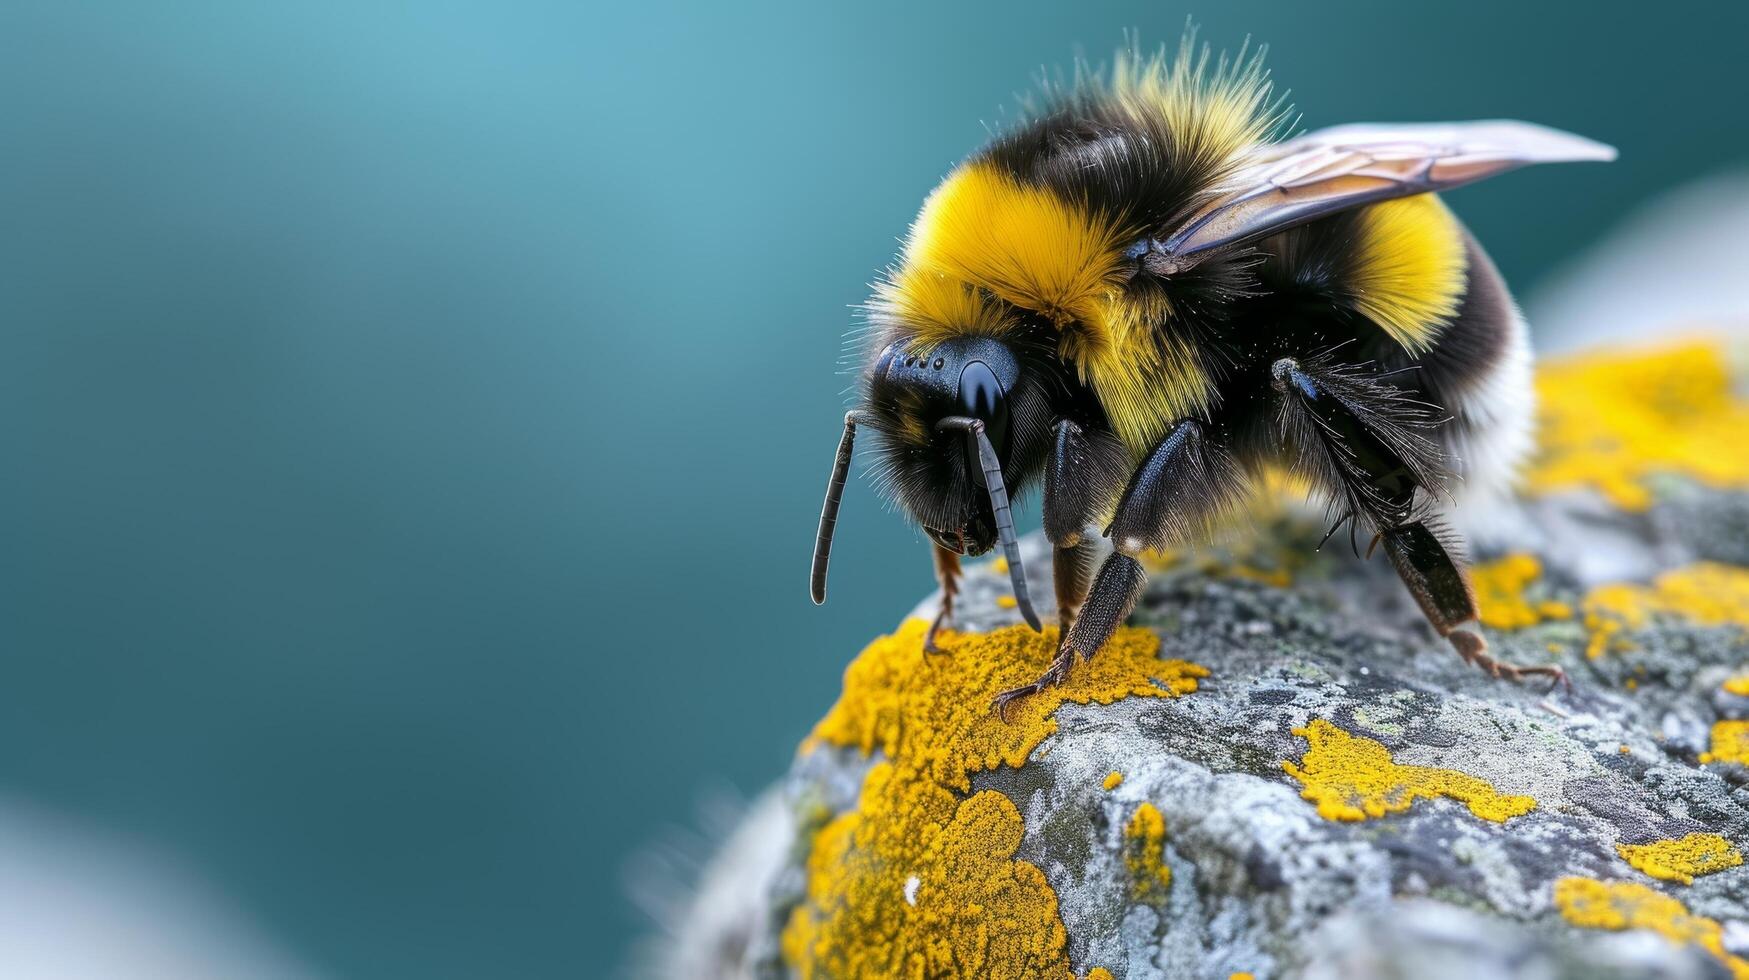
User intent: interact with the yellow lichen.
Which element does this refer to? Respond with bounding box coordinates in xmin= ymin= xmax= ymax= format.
xmin=1140 ymin=546 xmax=1298 ymax=589
xmin=1085 ymin=970 xmax=1115 ymax=980
xmin=1134 ymin=488 xmax=1310 ymax=588
xmin=1458 ymin=552 xmax=1749 ymax=659
xmin=1282 ymin=719 xmax=1537 ymax=823
xmin=1554 ymin=877 xmax=1749 ymax=978
xmin=1470 ymin=554 xmax=1574 ymax=630
xmin=995 ymin=594 xmax=1018 ymax=609
xmin=1701 ymin=720 xmax=1749 ymax=765
xmin=1581 ymin=562 xmax=1749 ymax=659
xmin=1725 ymin=675 xmax=1749 ymax=696
xmin=784 ymin=619 xmax=1207 ymax=979
xmin=1527 ymin=340 xmax=1749 ymax=510
xmin=1230 ymin=974 xmax=1256 ymax=980
xmin=1617 ymin=833 xmax=1744 ymax=885
xmin=1123 ymin=802 xmax=1172 ymax=901
xmin=1102 ymin=771 xmax=1123 ymax=791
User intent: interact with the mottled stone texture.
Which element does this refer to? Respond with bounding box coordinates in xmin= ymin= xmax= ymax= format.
xmin=662 ymin=341 xmax=1749 ymax=980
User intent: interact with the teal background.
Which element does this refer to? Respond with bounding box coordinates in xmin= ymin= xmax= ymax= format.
xmin=3 ymin=1 xmax=1745 ymax=976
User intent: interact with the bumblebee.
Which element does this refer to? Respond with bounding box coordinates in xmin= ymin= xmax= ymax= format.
xmin=810 ymin=40 xmax=1614 ymax=716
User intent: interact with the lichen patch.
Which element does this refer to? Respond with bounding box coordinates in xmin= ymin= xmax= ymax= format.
xmin=1526 ymin=340 xmax=1749 ymax=510
xmin=1581 ymin=562 xmax=1749 ymax=659
xmin=1282 ymin=719 xmax=1537 ymax=823
xmin=1701 ymin=721 xmax=1749 ymax=766
xmin=1617 ymin=833 xmax=1743 ymax=885
xmin=1470 ymin=554 xmax=1573 ymax=630
xmin=1554 ymin=877 xmax=1749 ymax=978
xmin=1471 ymin=553 xmax=1749 ymax=660
xmin=784 ymin=619 xmax=1207 ymax=979
xmin=1122 ymin=802 xmax=1172 ymax=901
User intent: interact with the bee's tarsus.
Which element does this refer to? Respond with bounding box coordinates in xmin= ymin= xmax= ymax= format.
xmin=990 ymin=642 xmax=1077 ymax=722
xmin=1447 ymin=625 xmax=1570 ymax=693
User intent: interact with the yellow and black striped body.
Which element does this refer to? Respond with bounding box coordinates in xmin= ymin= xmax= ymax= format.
xmin=860 ymin=50 xmax=1532 ymax=530
xmin=816 ymin=41 xmax=1611 ymax=700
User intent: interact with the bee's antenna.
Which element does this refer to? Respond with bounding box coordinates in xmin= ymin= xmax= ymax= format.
xmin=938 ymin=417 xmax=1043 ymax=632
xmin=811 ymin=411 xmax=865 ymax=605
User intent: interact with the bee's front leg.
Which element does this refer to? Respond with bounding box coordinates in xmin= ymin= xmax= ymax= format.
xmin=923 ymin=544 xmax=961 ymax=654
xmin=994 ymin=418 xmax=1238 ymax=719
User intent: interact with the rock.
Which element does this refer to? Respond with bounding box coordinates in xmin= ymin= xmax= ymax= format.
xmin=655 ymin=337 xmax=1749 ymax=980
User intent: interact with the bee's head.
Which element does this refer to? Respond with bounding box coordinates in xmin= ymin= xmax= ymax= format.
xmin=809 ymin=330 xmax=1057 ymax=629
xmin=861 ymin=335 xmax=1053 ymax=557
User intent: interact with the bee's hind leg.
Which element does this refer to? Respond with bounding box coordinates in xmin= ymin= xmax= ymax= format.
xmin=994 ymin=418 xmax=1238 ymax=719
xmin=923 ymin=544 xmax=961 ymax=654
xmin=1270 ymin=355 xmax=1566 ymax=692
xmin=1380 ymin=522 xmax=1568 ymax=691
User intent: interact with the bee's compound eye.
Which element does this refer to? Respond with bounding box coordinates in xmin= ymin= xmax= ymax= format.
xmin=958 ymin=360 xmax=1009 ymax=452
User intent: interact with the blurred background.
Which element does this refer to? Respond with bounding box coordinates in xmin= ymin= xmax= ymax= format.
xmin=3 ymin=1 xmax=1747 ymax=976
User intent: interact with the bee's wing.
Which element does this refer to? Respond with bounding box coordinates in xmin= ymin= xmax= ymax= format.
xmin=1159 ymin=121 xmax=1616 ymax=263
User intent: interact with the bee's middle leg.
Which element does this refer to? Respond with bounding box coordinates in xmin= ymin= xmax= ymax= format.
xmin=1041 ymin=419 xmax=1128 ymax=636
xmin=994 ymin=418 xmax=1237 ymax=718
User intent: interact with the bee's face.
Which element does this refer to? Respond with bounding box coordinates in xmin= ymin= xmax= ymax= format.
xmin=861 ymin=335 xmax=1054 ymax=555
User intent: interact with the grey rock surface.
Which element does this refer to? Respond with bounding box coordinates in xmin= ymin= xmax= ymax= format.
xmin=653 ymin=472 xmax=1749 ymax=979
xmin=645 ymin=324 xmax=1749 ymax=980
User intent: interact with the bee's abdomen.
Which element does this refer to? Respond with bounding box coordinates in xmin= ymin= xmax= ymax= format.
xmin=1417 ymin=230 xmax=1536 ymax=506
xmin=1226 ymin=208 xmax=1533 ymax=505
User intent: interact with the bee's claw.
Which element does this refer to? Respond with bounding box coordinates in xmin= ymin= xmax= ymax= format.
xmin=990 ymin=684 xmax=1039 ymax=722
xmin=1448 ymin=629 xmax=1570 ymax=695
xmin=924 ymin=613 xmax=951 ymax=655
xmin=990 ymin=645 xmax=1077 ymax=722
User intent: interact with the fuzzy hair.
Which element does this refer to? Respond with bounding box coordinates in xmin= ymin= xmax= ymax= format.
xmin=863 ymin=34 xmax=1291 ymax=456
xmin=1270 ymin=347 xmax=1455 ymax=535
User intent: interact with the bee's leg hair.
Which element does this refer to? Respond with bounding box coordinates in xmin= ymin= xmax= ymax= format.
xmin=924 ymin=544 xmax=961 ymax=654
xmin=995 ymin=418 xmax=1237 ymax=719
xmin=1271 ymin=356 xmax=1566 ymax=692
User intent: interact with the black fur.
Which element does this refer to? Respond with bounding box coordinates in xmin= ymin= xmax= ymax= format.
xmin=861 ymin=319 xmax=1070 ymax=543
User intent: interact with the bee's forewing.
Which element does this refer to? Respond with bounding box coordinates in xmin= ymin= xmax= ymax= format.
xmin=1161 ymin=120 xmax=1617 ymax=262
